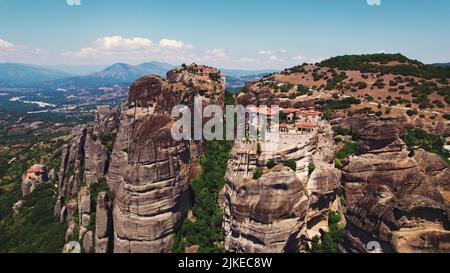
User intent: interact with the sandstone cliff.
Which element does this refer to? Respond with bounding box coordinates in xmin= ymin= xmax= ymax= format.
xmin=110 ymin=68 xmax=225 ymax=252
xmin=54 ymin=106 xmax=119 ymax=252
xmin=339 ymin=115 xmax=450 ymax=253
xmin=223 ymin=120 xmax=342 ymax=253
xmin=55 ymin=65 xmax=225 ymax=253
xmin=225 ymin=68 xmax=449 ymax=253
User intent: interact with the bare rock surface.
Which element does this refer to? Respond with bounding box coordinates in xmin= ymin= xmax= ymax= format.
xmin=111 ymin=69 xmax=225 ymax=252
xmin=21 ymin=164 xmax=48 ymax=196
xmin=83 ymin=133 xmax=108 ymax=185
xmin=224 ymin=121 xmax=341 ymax=253
xmin=341 ymin=115 xmax=450 ymax=253
xmin=224 ymin=165 xmax=309 ymax=253
xmin=95 ymin=192 xmax=113 ymax=253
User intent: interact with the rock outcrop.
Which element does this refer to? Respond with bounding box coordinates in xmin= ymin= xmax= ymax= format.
xmin=224 ymin=121 xmax=342 ymax=253
xmin=54 ymin=65 xmax=224 ymax=253
xmin=55 ymin=106 xmax=120 ymax=252
xmin=83 ymin=133 xmax=108 ymax=186
xmin=340 ymin=115 xmax=450 ymax=253
xmin=21 ymin=164 xmax=48 ymax=196
xmin=111 ymin=110 xmax=192 ymax=252
xmin=78 ymin=186 xmax=92 ymax=241
xmin=56 ymin=125 xmax=88 ymax=199
xmin=224 ymin=165 xmax=309 ymax=252
xmin=111 ymin=70 xmax=225 ymax=252
xmin=95 ymin=192 xmax=113 ymax=253
xmin=82 ymin=231 xmax=94 ymax=253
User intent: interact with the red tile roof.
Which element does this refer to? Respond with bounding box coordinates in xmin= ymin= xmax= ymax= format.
xmin=295 ymin=122 xmax=317 ymax=129
xmin=300 ymin=110 xmax=322 ymax=116
xmin=26 ymin=168 xmax=44 ymax=174
xmin=280 ymin=108 xmax=301 ymax=114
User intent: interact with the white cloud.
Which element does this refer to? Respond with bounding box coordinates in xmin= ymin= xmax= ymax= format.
xmin=269 ymin=55 xmax=285 ymax=63
xmin=66 ymin=0 xmax=81 ymax=6
xmin=310 ymin=56 xmax=327 ymax=63
xmin=238 ymin=57 xmax=258 ymax=63
xmin=259 ymin=49 xmax=288 ymax=55
xmin=92 ymin=36 xmax=154 ymax=51
xmin=258 ymin=50 xmax=274 ymax=55
xmin=206 ymin=48 xmax=226 ymax=58
xmin=292 ymin=55 xmax=306 ymax=62
xmin=0 ymin=36 xmax=310 ymax=70
xmin=0 ymin=38 xmax=15 ymax=50
xmin=63 ymin=47 xmax=101 ymax=59
xmin=367 ymin=0 xmax=381 ymax=6
xmin=62 ymin=36 xmax=191 ymax=64
xmin=159 ymin=39 xmax=184 ymax=49
xmin=0 ymin=38 xmax=52 ymax=64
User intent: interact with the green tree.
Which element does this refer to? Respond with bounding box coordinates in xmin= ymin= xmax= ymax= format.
xmin=253 ymin=168 xmax=263 ymax=180
xmin=308 ymin=163 xmax=316 ymax=175
xmin=267 ymin=159 xmax=276 ymax=169
xmin=284 ymin=160 xmax=297 ymax=171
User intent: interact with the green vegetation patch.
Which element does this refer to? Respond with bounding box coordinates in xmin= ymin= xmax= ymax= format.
xmin=172 ymin=92 xmax=235 ymax=253
xmin=0 ymin=183 xmax=66 ymax=253
xmin=319 ymin=53 xmax=450 ymax=79
xmin=404 ymin=128 xmax=450 ymax=164
xmin=172 ymin=140 xmax=233 ymax=253
xmin=310 ymin=211 xmax=344 ymax=253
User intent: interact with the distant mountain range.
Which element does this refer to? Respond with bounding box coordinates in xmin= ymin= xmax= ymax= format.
xmin=0 ymin=63 xmax=72 ymax=85
xmin=0 ymin=61 xmax=279 ymax=88
xmin=40 ymin=64 xmax=109 ymax=75
xmin=0 ymin=62 xmax=177 ymax=87
xmin=432 ymin=62 xmax=450 ymax=67
xmin=47 ymin=62 xmax=177 ymax=87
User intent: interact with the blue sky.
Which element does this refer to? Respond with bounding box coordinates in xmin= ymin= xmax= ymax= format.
xmin=0 ymin=0 xmax=449 ymax=69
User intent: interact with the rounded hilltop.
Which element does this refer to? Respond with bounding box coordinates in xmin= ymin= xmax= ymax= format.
xmin=239 ymin=53 xmax=450 ymax=132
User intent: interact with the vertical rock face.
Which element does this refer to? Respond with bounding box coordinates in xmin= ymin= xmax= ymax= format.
xmin=340 ymin=116 xmax=450 ymax=253
xmin=95 ymin=192 xmax=113 ymax=253
xmin=78 ymin=186 xmax=92 ymax=241
xmin=55 ymin=106 xmax=120 ymax=252
xmin=110 ymin=69 xmax=225 ymax=252
xmin=54 ymin=65 xmax=224 ymax=253
xmin=82 ymin=231 xmax=94 ymax=253
xmin=56 ymin=106 xmax=119 ymax=207
xmin=83 ymin=134 xmax=108 ymax=186
xmin=112 ymin=112 xmax=192 ymax=253
xmin=224 ymin=165 xmax=309 ymax=252
xmin=224 ymin=122 xmax=341 ymax=253
xmin=56 ymin=125 xmax=87 ymax=200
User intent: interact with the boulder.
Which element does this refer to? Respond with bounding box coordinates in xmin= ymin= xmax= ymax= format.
xmin=21 ymin=164 xmax=48 ymax=196
xmin=12 ymin=200 xmax=24 ymax=216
